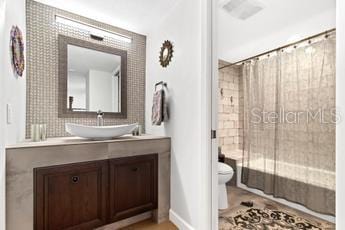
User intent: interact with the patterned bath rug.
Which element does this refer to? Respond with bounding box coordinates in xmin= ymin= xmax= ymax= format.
xmin=219 ymin=208 xmax=334 ymax=230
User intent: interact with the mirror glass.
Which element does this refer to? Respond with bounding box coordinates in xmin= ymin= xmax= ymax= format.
xmin=163 ymin=48 xmax=169 ymax=60
xmin=67 ymin=45 xmax=122 ymax=113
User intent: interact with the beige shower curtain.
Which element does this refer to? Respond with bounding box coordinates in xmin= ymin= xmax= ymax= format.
xmin=242 ymin=35 xmax=336 ymax=215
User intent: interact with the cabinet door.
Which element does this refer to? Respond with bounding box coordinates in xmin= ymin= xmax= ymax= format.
xmin=109 ymin=154 xmax=158 ymax=221
xmin=34 ymin=160 xmax=108 ymax=230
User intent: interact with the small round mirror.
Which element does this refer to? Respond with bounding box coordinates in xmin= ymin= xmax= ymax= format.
xmin=159 ymin=40 xmax=173 ymax=67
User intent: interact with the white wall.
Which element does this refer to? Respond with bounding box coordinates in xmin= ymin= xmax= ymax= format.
xmin=336 ymin=0 xmax=345 ymax=228
xmin=0 ymin=0 xmax=26 ymax=229
xmin=87 ymin=69 xmax=113 ymax=112
xmin=112 ymin=75 xmax=120 ymax=112
xmin=3 ymin=0 xmax=26 ymax=144
xmin=0 ymin=1 xmax=7 ymax=229
xmin=145 ymin=0 xmax=210 ymax=229
xmin=68 ymin=72 xmax=87 ymax=109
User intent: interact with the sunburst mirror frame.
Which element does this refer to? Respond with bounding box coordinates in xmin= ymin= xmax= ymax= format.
xmin=159 ymin=40 xmax=174 ymax=67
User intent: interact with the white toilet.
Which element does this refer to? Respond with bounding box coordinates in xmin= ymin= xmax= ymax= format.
xmin=218 ymin=162 xmax=234 ymax=210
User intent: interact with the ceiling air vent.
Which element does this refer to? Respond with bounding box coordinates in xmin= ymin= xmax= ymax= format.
xmin=220 ymin=0 xmax=264 ymax=20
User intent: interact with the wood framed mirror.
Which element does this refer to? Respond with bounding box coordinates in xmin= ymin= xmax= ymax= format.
xmin=58 ymin=35 xmax=127 ymax=118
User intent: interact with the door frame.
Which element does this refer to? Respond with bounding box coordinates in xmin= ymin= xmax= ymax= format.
xmin=210 ymin=0 xmax=219 ymax=228
xmin=336 ymin=0 xmax=345 ymax=228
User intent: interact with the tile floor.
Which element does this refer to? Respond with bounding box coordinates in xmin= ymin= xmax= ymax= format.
xmin=122 ymin=220 xmax=177 ymax=230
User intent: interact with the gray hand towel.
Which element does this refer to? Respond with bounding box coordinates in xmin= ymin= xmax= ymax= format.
xmin=152 ymin=88 xmax=169 ymax=125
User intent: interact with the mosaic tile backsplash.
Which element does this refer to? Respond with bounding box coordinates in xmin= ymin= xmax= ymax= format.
xmin=26 ymin=0 xmax=146 ymax=138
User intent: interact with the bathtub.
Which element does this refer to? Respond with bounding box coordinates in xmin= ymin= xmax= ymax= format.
xmin=225 ymin=150 xmax=336 ymax=223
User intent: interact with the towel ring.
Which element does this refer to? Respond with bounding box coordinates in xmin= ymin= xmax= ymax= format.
xmin=155 ymin=81 xmax=167 ymax=91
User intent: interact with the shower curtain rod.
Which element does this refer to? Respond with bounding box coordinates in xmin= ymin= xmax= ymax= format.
xmin=219 ymin=28 xmax=336 ymax=70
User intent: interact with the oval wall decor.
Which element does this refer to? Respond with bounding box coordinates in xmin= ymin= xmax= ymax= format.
xmin=159 ymin=40 xmax=173 ymax=68
xmin=10 ymin=26 xmax=25 ymax=77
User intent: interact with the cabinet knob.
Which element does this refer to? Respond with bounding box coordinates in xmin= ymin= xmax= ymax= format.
xmin=72 ymin=176 xmax=79 ymax=183
xmin=131 ymin=167 xmax=138 ymax=172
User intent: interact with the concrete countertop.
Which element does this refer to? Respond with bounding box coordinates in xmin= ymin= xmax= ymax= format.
xmin=6 ymin=134 xmax=170 ymax=150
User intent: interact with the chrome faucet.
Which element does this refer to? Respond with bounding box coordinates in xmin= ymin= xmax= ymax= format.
xmin=97 ymin=110 xmax=104 ymax=126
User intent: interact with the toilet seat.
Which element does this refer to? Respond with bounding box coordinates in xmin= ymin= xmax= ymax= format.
xmin=218 ymin=162 xmax=234 ymax=175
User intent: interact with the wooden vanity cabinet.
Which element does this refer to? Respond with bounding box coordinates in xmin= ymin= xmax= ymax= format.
xmin=34 ymin=154 xmax=158 ymax=230
xmin=109 ymin=154 xmax=158 ymax=222
xmin=34 ymin=160 xmax=109 ymax=230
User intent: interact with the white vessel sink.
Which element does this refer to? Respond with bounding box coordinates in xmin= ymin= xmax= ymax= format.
xmin=66 ymin=123 xmax=138 ymax=140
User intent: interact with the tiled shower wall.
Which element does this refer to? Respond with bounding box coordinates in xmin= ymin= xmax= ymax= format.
xmin=218 ymin=61 xmax=244 ymax=153
xmin=26 ymin=0 xmax=146 ymax=138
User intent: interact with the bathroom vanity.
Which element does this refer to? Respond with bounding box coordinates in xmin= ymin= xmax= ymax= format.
xmin=6 ymin=135 xmax=171 ymax=230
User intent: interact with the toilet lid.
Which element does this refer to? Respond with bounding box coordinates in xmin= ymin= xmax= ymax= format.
xmin=218 ymin=162 xmax=234 ymax=175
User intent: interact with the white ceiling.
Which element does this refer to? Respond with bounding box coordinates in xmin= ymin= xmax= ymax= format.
xmin=217 ymin=0 xmax=336 ymax=63
xmin=68 ymin=45 xmax=121 ymax=75
xmin=34 ymin=0 xmax=181 ymax=35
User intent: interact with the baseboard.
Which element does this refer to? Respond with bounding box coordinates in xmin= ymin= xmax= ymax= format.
xmin=169 ymin=209 xmax=195 ymax=230
xmin=96 ymin=211 xmax=152 ymax=229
